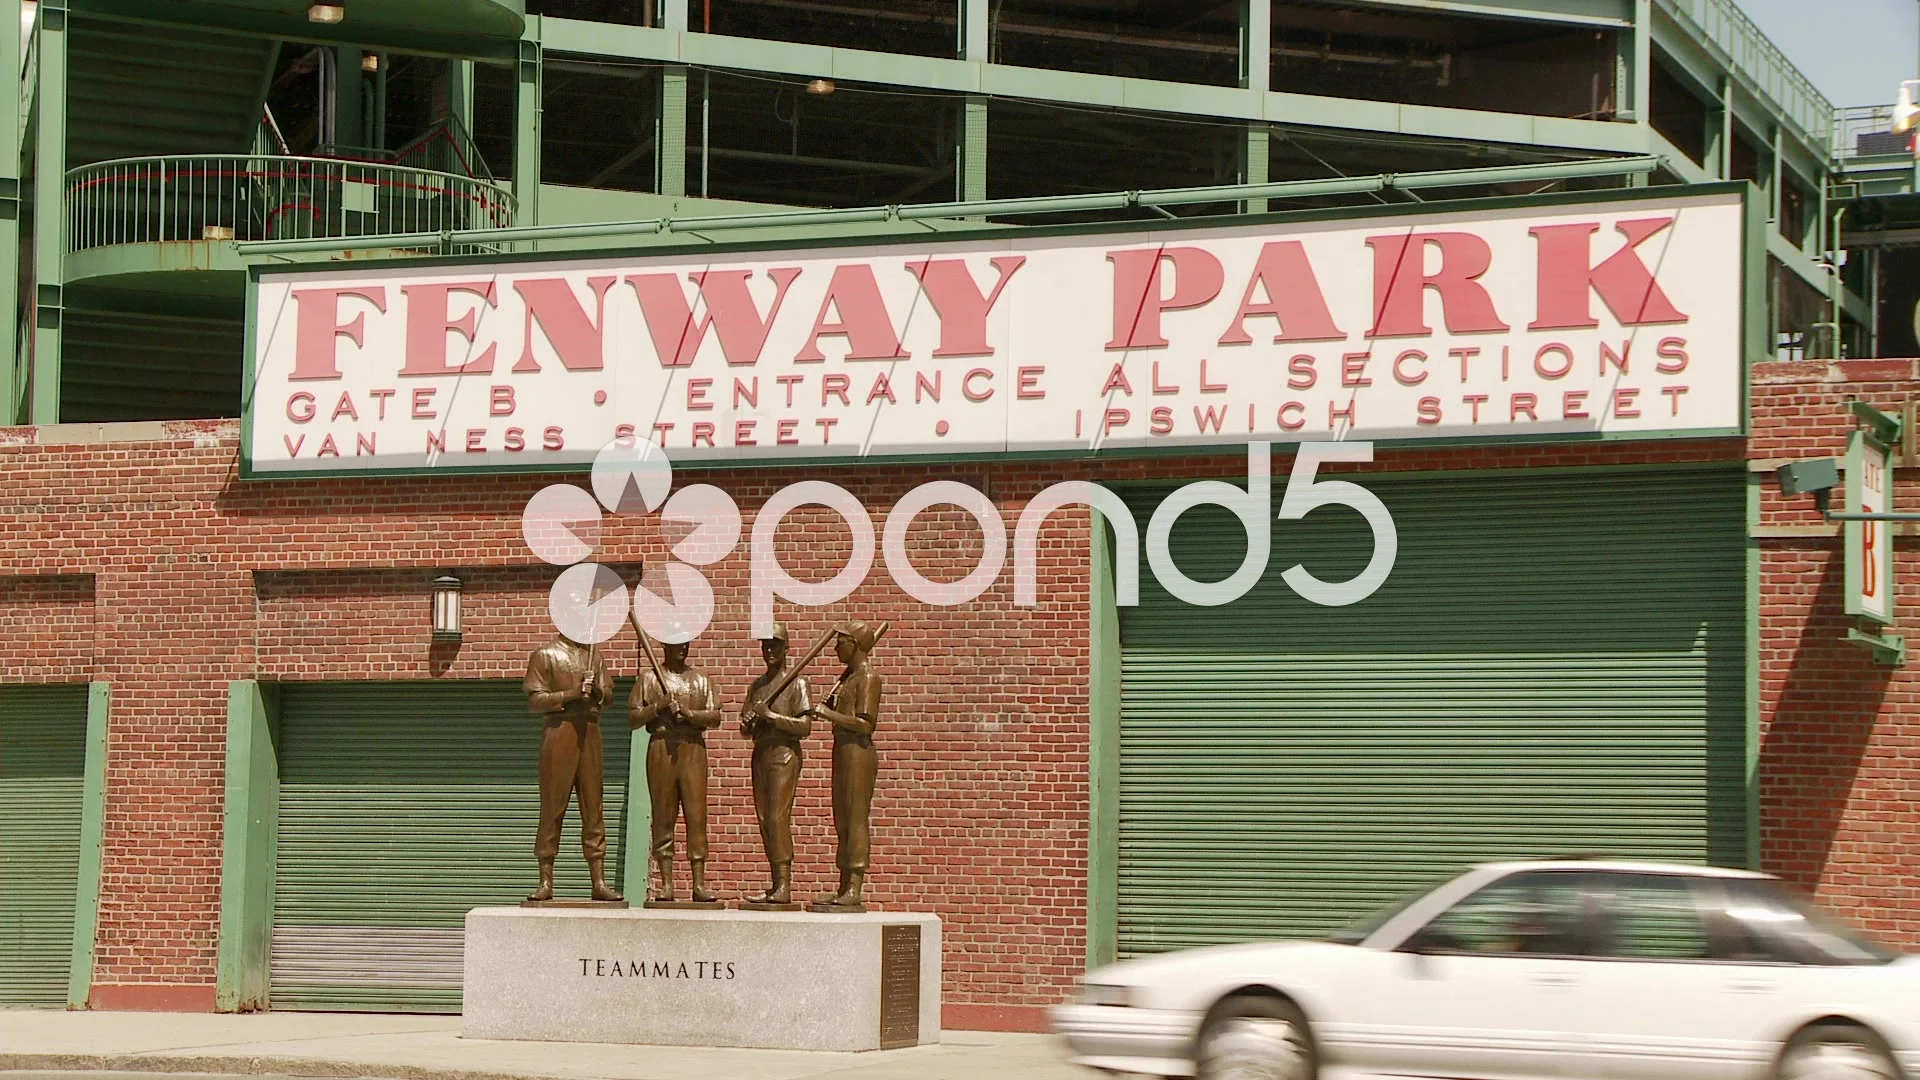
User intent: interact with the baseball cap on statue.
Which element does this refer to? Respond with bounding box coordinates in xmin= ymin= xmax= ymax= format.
xmin=758 ymin=623 xmax=789 ymax=643
xmin=833 ymin=620 xmax=878 ymax=651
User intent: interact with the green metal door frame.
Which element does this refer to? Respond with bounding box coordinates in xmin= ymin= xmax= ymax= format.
xmin=217 ymin=679 xmax=278 ymax=1012
xmin=1087 ymin=511 xmax=1122 ymax=971
xmin=66 ymin=681 xmax=109 ymax=1008
xmin=30 ymin=0 xmax=66 ymax=425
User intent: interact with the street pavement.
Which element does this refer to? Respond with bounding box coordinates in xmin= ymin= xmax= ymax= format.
xmin=0 ymin=1011 xmax=1093 ymax=1080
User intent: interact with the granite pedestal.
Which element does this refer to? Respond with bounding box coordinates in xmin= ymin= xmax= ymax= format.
xmin=461 ymin=907 xmax=941 ymax=1052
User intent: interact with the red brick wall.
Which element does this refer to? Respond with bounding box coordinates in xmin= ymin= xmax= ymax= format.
xmin=17 ymin=399 xmax=1919 ymax=1019
xmin=1752 ymin=359 xmax=1920 ymax=947
xmin=0 ymin=574 xmax=93 ymax=682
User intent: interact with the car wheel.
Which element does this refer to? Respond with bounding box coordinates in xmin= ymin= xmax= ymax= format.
xmin=1194 ymin=994 xmax=1316 ymax=1080
xmin=1778 ymin=1023 xmax=1901 ymax=1080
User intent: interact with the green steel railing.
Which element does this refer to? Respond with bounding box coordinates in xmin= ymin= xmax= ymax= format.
xmin=1834 ymin=104 xmax=1906 ymax=161
xmin=237 ymin=154 xmax=1663 ymax=258
xmin=1656 ymin=0 xmax=1833 ymax=146
xmin=65 ymin=154 xmax=515 ymax=253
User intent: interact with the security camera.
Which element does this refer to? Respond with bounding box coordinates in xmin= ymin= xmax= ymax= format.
xmin=1777 ymin=458 xmax=1840 ymax=498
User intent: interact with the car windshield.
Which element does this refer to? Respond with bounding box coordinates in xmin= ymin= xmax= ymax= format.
xmin=1718 ymin=878 xmax=1900 ymax=966
xmin=1326 ymin=877 xmax=1453 ymax=945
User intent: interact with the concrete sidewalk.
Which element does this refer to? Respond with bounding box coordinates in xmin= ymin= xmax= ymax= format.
xmin=0 ymin=1012 xmax=1092 ymax=1080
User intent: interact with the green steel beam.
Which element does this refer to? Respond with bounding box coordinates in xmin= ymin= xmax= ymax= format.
xmin=659 ymin=66 xmax=687 ymax=198
xmin=1242 ymin=0 xmax=1271 ymax=95
xmin=958 ymin=97 xmax=987 ymax=204
xmin=217 ymin=679 xmax=278 ymax=1013
xmin=236 ymin=154 xmax=1663 ymax=257
xmin=0 ymin=0 xmax=19 ymax=426
xmin=333 ymin=47 xmax=364 ymax=151
xmin=1770 ymin=124 xmax=1784 ymax=224
xmin=1744 ymin=180 xmax=1768 ymax=367
xmin=1086 ymin=513 xmax=1121 ymax=972
xmin=1744 ymin=475 xmax=1761 ymax=870
xmin=450 ymin=59 xmax=476 ymax=137
xmin=68 ymin=0 xmax=526 ymax=61
xmin=1715 ymin=76 xmax=1734 ymax=182
xmin=1243 ymin=127 xmax=1271 ymax=214
xmin=959 ymin=0 xmax=988 ymax=62
xmin=1621 ymin=0 xmax=1650 ymax=123
xmin=536 ymin=19 xmax=1652 ymax=156
xmin=66 ymin=681 xmax=109 ymax=1009
xmin=31 ymin=1 xmax=65 ymax=425
xmin=1345 ymin=0 xmax=1630 ymax=24
xmin=514 ymin=35 xmax=543 ymax=224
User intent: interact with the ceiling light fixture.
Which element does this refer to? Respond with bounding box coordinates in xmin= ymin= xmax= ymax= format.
xmin=307 ymin=4 xmax=344 ymax=24
xmin=806 ymin=78 xmax=836 ymax=95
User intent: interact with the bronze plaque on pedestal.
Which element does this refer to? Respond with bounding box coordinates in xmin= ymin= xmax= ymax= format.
xmin=878 ymin=923 xmax=921 ymax=1050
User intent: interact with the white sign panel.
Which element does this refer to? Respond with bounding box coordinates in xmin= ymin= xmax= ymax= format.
xmin=1847 ymin=431 xmax=1895 ymax=624
xmin=245 ymin=190 xmax=1746 ymax=475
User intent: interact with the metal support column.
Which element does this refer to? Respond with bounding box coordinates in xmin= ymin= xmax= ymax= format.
xmin=1626 ymin=0 xmax=1651 ymax=125
xmin=515 ymin=38 xmax=542 ymax=224
xmin=1716 ymin=76 xmax=1733 ymax=181
xmin=960 ymin=0 xmax=989 ymax=63
xmin=663 ymin=0 xmax=689 ymax=32
xmin=1242 ymin=0 xmax=1270 ymax=94
xmin=332 ymin=47 xmax=364 ymax=152
xmin=1244 ymin=127 xmax=1270 ymax=214
xmin=449 ymin=60 xmax=475 ymax=135
xmin=1769 ymin=125 xmax=1783 ymax=224
xmin=659 ymin=66 xmax=687 ymax=197
xmin=958 ymin=98 xmax=987 ymax=204
xmin=0 ymin=0 xmax=23 ymax=424
xmin=30 ymin=0 xmax=66 ymax=425
xmin=1241 ymin=0 xmax=1271 ymax=213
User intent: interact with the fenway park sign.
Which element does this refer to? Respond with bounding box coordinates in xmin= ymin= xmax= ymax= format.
xmin=243 ymin=189 xmax=1745 ymax=475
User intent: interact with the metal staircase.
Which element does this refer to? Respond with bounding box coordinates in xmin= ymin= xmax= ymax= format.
xmin=66 ymin=17 xmax=277 ymax=166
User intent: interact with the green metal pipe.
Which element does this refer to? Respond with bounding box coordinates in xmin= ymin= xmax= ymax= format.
xmin=898 ymin=192 xmax=1136 ymax=219
xmin=244 ymin=231 xmax=447 ymax=256
xmin=1135 ymin=175 xmax=1387 ymax=206
xmin=1390 ymin=155 xmax=1661 ymax=190
xmin=668 ymin=206 xmax=900 ymax=232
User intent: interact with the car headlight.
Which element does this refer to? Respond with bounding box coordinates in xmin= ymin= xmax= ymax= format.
xmin=1079 ymin=982 xmax=1134 ymax=1008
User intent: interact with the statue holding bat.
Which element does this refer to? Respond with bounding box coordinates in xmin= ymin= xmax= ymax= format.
xmin=627 ymin=615 xmax=724 ymax=906
xmin=808 ymin=619 xmax=886 ymax=912
xmin=522 ymin=629 xmax=621 ymax=904
xmin=738 ymin=623 xmax=812 ymax=909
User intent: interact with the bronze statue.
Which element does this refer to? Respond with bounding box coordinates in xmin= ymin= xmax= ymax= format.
xmin=739 ymin=624 xmax=812 ymax=909
xmin=809 ymin=620 xmax=884 ymax=911
xmin=522 ymin=631 xmax=622 ymax=903
xmin=628 ymin=627 xmax=723 ymax=906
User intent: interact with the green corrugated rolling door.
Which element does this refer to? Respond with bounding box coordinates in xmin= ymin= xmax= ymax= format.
xmin=273 ymin=681 xmax=631 ymax=1012
xmin=1117 ymin=466 xmax=1747 ymax=958
xmin=0 ymin=686 xmax=90 ymax=1006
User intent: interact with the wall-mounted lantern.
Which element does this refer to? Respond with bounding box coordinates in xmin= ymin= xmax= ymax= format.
xmin=431 ymin=575 xmax=464 ymax=643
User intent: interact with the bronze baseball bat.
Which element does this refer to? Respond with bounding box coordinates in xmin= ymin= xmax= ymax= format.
xmin=819 ymin=621 xmax=889 ymax=708
xmin=627 ymin=612 xmax=672 ymax=725
xmin=761 ymin=626 xmax=836 ymax=706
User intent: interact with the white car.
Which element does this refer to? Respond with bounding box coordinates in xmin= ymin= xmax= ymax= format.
xmin=1053 ymin=860 xmax=1918 ymax=1080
